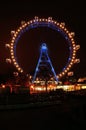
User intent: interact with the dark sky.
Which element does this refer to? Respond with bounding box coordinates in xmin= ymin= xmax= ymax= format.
xmin=0 ymin=1 xmax=86 ymax=82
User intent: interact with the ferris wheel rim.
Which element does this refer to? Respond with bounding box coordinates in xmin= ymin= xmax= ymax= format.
xmin=10 ymin=17 xmax=77 ymax=79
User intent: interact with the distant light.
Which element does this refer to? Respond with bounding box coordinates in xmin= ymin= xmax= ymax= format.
xmin=2 ymin=85 xmax=5 ymax=88
xmin=11 ymin=31 xmax=15 ymax=36
xmin=6 ymin=58 xmax=11 ymax=63
xmin=42 ymin=45 xmax=47 ymax=50
xmin=21 ymin=21 xmax=26 ymax=25
xmin=5 ymin=44 xmax=10 ymax=48
xmin=13 ymin=72 xmax=18 ymax=76
xmin=30 ymin=85 xmax=34 ymax=90
xmin=75 ymin=45 xmax=80 ymax=50
xmin=67 ymin=71 xmax=74 ymax=76
xmin=74 ymin=59 xmax=80 ymax=63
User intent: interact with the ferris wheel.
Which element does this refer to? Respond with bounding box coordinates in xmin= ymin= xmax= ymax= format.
xmin=5 ymin=16 xmax=80 ymax=80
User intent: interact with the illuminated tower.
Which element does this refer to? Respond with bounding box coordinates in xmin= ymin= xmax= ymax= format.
xmin=32 ymin=43 xmax=58 ymax=83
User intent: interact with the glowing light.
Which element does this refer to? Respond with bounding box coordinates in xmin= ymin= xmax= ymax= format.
xmin=81 ymin=85 xmax=86 ymax=89
xmin=9 ymin=17 xmax=79 ymax=78
xmin=33 ymin=20 xmax=36 ymax=22
xmin=16 ymin=64 xmax=19 ymax=68
xmin=48 ymin=17 xmax=52 ymax=22
xmin=54 ymin=21 xmax=57 ymax=24
xmin=5 ymin=44 xmax=10 ymax=48
xmin=12 ymin=59 xmax=16 ymax=62
xmin=60 ymin=24 xmax=62 ymax=28
xmin=34 ymin=16 xmax=39 ymax=21
xmin=30 ymin=85 xmax=34 ymax=89
xmin=2 ymin=85 xmax=5 ymax=88
xmin=75 ymin=45 xmax=80 ymax=50
xmin=27 ymin=22 xmax=30 ymax=24
xmin=20 ymin=69 xmax=23 ymax=72
xmin=71 ymin=38 xmax=74 ymax=41
xmin=21 ymin=21 xmax=26 ymax=25
xmin=68 ymin=64 xmax=71 ymax=68
xmin=70 ymin=62 xmax=73 ymax=65
xmin=70 ymin=32 xmax=75 ymax=37
xmin=74 ymin=59 xmax=80 ymax=63
xmin=11 ymin=31 xmax=15 ymax=36
xmin=62 ymin=72 xmax=65 ymax=75
xmin=10 ymin=49 xmax=13 ymax=53
xmin=61 ymin=22 xmax=65 ymax=26
xmin=10 ymin=43 xmax=13 ymax=49
xmin=12 ymin=40 xmax=15 ymax=43
xmin=6 ymin=58 xmax=11 ymax=63
xmin=67 ymin=71 xmax=74 ymax=76
xmin=14 ymin=34 xmax=17 ymax=37
xmin=69 ymin=34 xmax=72 ymax=38
xmin=67 ymin=67 xmax=70 ymax=70
xmin=73 ymin=44 xmax=76 ymax=47
xmin=42 ymin=19 xmax=45 ymax=21
xmin=18 ymin=67 xmax=21 ymax=71
xmin=41 ymin=44 xmax=47 ymax=50
xmin=11 ymin=55 xmax=14 ymax=58
xmin=45 ymin=19 xmax=48 ymax=22
xmin=39 ymin=19 xmax=42 ymax=22
xmin=59 ymin=74 xmax=62 ymax=77
xmin=11 ymin=52 xmax=13 ymax=56
xmin=56 ymin=23 xmax=59 ymax=26
xmin=64 ymin=28 xmax=67 ymax=31
xmin=63 ymin=85 xmax=69 ymax=90
xmin=14 ymin=62 xmax=17 ymax=65
xmin=13 ymin=72 xmax=18 ymax=76
xmin=64 ymin=70 xmax=67 ymax=73
xmin=17 ymin=29 xmax=20 ymax=32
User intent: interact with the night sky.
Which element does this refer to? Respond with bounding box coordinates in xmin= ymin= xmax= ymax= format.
xmin=0 ymin=1 xmax=86 ymax=82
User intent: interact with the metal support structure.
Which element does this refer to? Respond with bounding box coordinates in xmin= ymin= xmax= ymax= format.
xmin=32 ymin=43 xmax=58 ymax=83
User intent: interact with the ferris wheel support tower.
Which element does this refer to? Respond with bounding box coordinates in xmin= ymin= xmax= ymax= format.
xmin=32 ymin=43 xmax=58 ymax=83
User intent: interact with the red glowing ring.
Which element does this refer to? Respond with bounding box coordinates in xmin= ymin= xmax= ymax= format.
xmin=10 ymin=16 xmax=77 ymax=79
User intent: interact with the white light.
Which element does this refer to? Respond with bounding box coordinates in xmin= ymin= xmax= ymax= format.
xmin=74 ymin=59 xmax=80 ymax=63
xmin=75 ymin=45 xmax=80 ymax=50
xmin=14 ymin=34 xmax=17 ymax=37
xmin=64 ymin=28 xmax=67 ymax=31
xmin=13 ymin=59 xmax=16 ymax=62
xmin=61 ymin=22 xmax=65 ymax=26
xmin=39 ymin=19 xmax=42 ymax=22
xmin=70 ymin=32 xmax=75 ymax=37
xmin=18 ymin=67 xmax=21 ymax=71
xmin=21 ymin=21 xmax=26 ymax=25
xmin=30 ymin=20 xmax=33 ymax=23
xmin=11 ymin=56 xmax=14 ymax=58
xmin=48 ymin=17 xmax=52 ymax=21
xmin=54 ymin=21 xmax=57 ymax=24
xmin=11 ymin=31 xmax=15 ymax=36
xmin=10 ymin=49 xmax=13 ymax=52
xmin=17 ymin=29 xmax=20 ymax=32
xmin=20 ymin=70 xmax=23 ymax=73
xmin=14 ymin=62 xmax=17 ymax=65
xmin=63 ymin=85 xmax=69 ymax=90
xmin=6 ymin=58 xmax=11 ymax=63
xmin=5 ymin=44 xmax=10 ymax=48
xmin=34 ymin=16 xmax=39 ymax=21
xmin=2 ymin=85 xmax=5 ymax=88
xmin=81 ymin=86 xmax=86 ymax=89
xmin=67 ymin=71 xmax=74 ymax=76
xmin=13 ymin=72 xmax=18 ymax=76
xmin=19 ymin=27 xmax=22 ymax=30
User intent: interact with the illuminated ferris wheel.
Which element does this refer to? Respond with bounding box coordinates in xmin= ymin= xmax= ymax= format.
xmin=5 ymin=16 xmax=80 ymax=80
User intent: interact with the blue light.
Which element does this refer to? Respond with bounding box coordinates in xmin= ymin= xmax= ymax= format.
xmin=32 ymin=43 xmax=58 ymax=82
xmin=41 ymin=43 xmax=47 ymax=50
